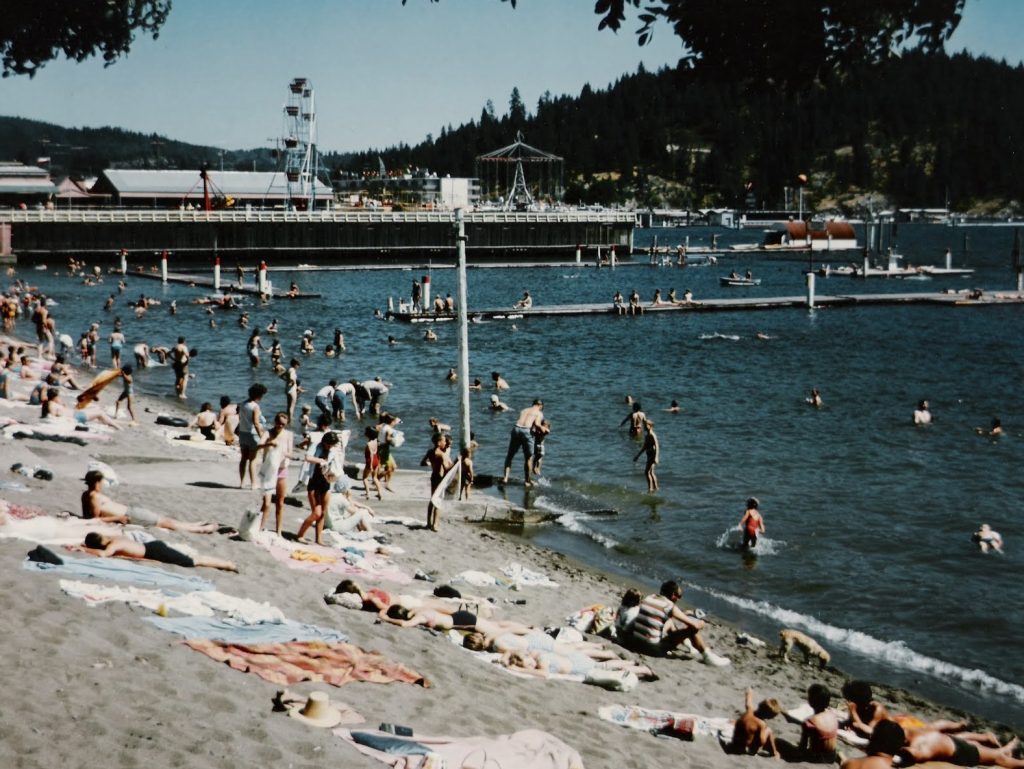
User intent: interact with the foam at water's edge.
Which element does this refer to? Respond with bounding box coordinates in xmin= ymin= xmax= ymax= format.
xmin=533 ymin=495 xmax=620 ymax=549
xmin=696 ymin=585 xmax=1024 ymax=704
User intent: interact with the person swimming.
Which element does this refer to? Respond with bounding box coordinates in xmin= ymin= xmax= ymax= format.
xmin=973 ymin=523 xmax=1004 ymax=553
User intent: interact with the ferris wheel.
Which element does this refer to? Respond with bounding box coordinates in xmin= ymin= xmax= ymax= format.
xmin=282 ymin=77 xmax=320 ymax=209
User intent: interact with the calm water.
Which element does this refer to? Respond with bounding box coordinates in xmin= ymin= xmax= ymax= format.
xmin=20 ymin=222 xmax=1024 ymax=725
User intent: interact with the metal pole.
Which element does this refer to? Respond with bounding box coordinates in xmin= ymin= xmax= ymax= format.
xmin=214 ymin=255 xmax=221 ymax=292
xmin=160 ymin=250 xmax=168 ymax=284
xmin=805 ymin=271 xmax=816 ymax=308
xmin=455 ymin=209 xmax=472 ymax=451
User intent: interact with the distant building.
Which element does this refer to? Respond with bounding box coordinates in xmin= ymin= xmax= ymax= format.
xmin=54 ymin=177 xmax=101 ymax=207
xmin=333 ymin=171 xmax=480 ymax=210
xmin=0 ymin=163 xmax=58 ymax=208
xmin=89 ymin=169 xmax=333 ymax=209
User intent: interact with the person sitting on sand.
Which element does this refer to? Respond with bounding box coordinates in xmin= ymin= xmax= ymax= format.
xmin=189 ymin=402 xmax=219 ymax=441
xmin=497 ymin=648 xmax=656 ymax=680
xmin=83 ymin=531 xmax=237 ymax=572
xmin=628 ymin=580 xmax=730 ymax=666
xmin=725 ymin=688 xmax=780 ymax=757
xmin=81 ymin=470 xmax=217 ymax=533
xmin=841 ymin=720 xmax=907 ymax=769
xmin=324 ymin=486 xmax=377 ymax=534
xmin=778 ymin=684 xmax=839 ymax=763
xmin=42 ymin=387 xmax=121 ymax=429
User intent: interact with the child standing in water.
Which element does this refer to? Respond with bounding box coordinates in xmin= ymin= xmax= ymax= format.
xmin=458 ymin=446 xmax=474 ymax=500
xmin=739 ymin=497 xmax=765 ymax=549
xmin=633 ymin=420 xmax=659 ymax=493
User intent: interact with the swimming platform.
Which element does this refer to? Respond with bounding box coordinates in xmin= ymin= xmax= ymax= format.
xmin=386 ymin=290 xmax=1024 ymax=323
xmin=131 ymin=270 xmax=321 ymax=299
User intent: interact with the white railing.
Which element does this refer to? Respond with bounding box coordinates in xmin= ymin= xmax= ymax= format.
xmin=0 ymin=208 xmax=638 ymax=226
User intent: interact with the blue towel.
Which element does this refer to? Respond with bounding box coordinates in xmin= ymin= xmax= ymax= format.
xmin=23 ymin=555 xmax=215 ymax=592
xmin=350 ymin=732 xmax=430 ymax=755
xmin=143 ymin=616 xmax=348 ymax=644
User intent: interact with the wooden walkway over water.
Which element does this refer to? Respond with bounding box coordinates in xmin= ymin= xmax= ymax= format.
xmin=387 ymin=290 xmax=1024 ymax=323
xmin=131 ymin=270 xmax=321 ymax=299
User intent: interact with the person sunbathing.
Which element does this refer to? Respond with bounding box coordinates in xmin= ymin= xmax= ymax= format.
xmin=42 ymin=387 xmax=120 ymax=429
xmin=383 ymin=605 xmax=528 ymax=634
xmin=463 ymin=629 xmax=617 ymax=659
xmin=81 ymin=470 xmax=217 ymax=533
xmin=498 ymin=649 xmax=656 ymax=680
xmin=900 ymin=725 xmax=1024 ymax=768
xmin=841 ymin=720 xmax=907 ymax=769
xmin=842 ymin=680 xmax=967 ymax=738
xmin=83 ymin=532 xmax=237 ymax=572
xmin=331 ymin=580 xmax=495 ymax=619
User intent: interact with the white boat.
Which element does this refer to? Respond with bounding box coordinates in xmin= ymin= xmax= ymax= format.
xmin=719 ymin=276 xmax=761 ymax=287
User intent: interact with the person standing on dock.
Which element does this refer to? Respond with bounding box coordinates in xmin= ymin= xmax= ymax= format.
xmin=411 ymin=280 xmax=421 ymax=313
xmin=501 ymin=399 xmax=545 ymax=487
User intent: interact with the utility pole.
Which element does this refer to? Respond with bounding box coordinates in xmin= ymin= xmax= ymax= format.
xmin=455 ymin=208 xmax=471 ymax=451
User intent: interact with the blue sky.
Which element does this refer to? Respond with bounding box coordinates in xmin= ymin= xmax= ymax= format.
xmin=2 ymin=0 xmax=1020 ymax=155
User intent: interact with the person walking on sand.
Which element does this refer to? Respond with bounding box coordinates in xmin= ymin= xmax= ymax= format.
xmin=237 ymin=383 xmax=267 ymax=488
xmin=361 ymin=426 xmax=383 ymax=501
xmin=421 ymin=432 xmax=454 ymax=531
xmin=634 ymin=420 xmax=659 ymax=493
xmin=296 ymin=430 xmax=343 ymax=545
xmin=112 ymin=364 xmax=136 ymax=423
xmin=82 ymin=470 xmax=216 ymax=533
xmin=501 ymin=399 xmax=545 ymax=487
xmin=739 ymin=497 xmax=764 ymax=549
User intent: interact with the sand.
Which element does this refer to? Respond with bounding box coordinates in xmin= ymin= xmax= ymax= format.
xmin=0 ymin=336 xmax=1002 ymax=769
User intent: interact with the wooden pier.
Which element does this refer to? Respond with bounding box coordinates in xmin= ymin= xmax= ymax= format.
xmin=130 ymin=270 xmax=321 ymax=299
xmin=386 ymin=290 xmax=1024 ymax=323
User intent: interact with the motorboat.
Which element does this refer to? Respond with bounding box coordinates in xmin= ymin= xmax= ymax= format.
xmin=719 ymin=275 xmax=761 ymax=287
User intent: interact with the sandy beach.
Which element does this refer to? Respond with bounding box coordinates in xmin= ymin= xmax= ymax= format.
xmin=0 ymin=334 xmax=1009 ymax=769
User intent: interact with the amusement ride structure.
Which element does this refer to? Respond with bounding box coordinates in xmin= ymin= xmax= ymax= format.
xmin=475 ymin=132 xmax=564 ymax=210
xmin=281 ymin=77 xmax=322 ymax=210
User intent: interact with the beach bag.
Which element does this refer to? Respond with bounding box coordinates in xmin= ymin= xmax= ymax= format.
xmin=237 ymin=507 xmax=261 ymax=541
xmin=583 ymin=668 xmax=638 ymax=692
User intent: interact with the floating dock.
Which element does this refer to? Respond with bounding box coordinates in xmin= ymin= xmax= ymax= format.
xmin=130 ymin=269 xmax=321 ymax=299
xmin=386 ymin=290 xmax=1024 ymax=323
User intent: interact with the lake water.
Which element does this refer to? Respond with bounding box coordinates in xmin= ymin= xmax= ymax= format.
xmin=20 ymin=221 xmax=1024 ymax=726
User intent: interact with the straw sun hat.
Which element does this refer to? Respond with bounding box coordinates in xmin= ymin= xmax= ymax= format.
xmin=286 ymin=691 xmax=343 ymax=728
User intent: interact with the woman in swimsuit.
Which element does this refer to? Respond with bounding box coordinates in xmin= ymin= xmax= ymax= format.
xmin=500 ymin=649 xmax=655 ymax=680
xmin=362 ymin=426 xmax=383 ymax=501
xmin=246 ymin=328 xmax=266 ymax=367
xmin=296 ymin=430 xmax=341 ymax=545
xmin=237 ymin=383 xmax=267 ymax=488
xmin=257 ymin=411 xmax=293 ymax=535
xmin=383 ymin=606 xmax=532 ymax=635
xmin=191 ymin=402 xmax=219 ymax=440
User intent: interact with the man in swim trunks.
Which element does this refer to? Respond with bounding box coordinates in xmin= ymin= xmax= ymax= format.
xmin=81 ymin=470 xmax=217 ymax=533
xmin=841 ymin=720 xmax=906 ymax=769
xmin=901 ymin=727 xmax=1024 ymax=768
xmin=83 ymin=532 xmax=237 ymax=572
xmin=501 ymin=399 xmax=544 ymax=487
xmin=629 ymin=580 xmax=730 ymax=666
xmin=171 ymin=336 xmax=190 ymax=399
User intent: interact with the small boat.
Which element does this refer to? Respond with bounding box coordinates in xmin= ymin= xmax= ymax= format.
xmin=719 ymin=276 xmax=761 ymax=287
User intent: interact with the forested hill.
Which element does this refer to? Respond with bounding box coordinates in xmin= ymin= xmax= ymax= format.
xmin=341 ymin=51 xmax=1023 ymax=213
xmin=2 ymin=51 xmax=1022 ymax=213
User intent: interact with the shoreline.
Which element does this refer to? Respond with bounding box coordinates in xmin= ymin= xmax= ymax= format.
xmin=1 ymin=330 xmax=1019 ymax=768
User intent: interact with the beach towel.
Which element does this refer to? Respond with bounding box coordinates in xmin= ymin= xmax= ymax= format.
xmin=183 ymin=640 xmax=431 ymax=688
xmin=0 ymin=515 xmax=121 ymax=546
xmin=598 ymin=704 xmax=734 ymax=740
xmin=76 ymin=368 xmax=122 ymax=408
xmin=24 ymin=554 xmax=215 ymax=592
xmin=253 ymin=536 xmax=411 ymax=584
xmin=146 ymin=616 xmax=348 ymax=644
xmin=0 ymin=499 xmax=47 ymax=518
xmin=429 ymin=461 xmax=461 ymax=514
xmin=60 ymin=580 xmax=285 ymax=623
xmin=501 ymin=562 xmax=559 ymax=588
xmin=337 ymin=727 xmax=586 ymax=769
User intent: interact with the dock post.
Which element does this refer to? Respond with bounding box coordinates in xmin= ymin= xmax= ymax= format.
xmin=575 ymin=244 xmax=581 ymax=264
xmin=160 ymin=250 xmax=168 ymax=284
xmin=805 ymin=271 xmax=816 ymax=308
xmin=455 ymin=208 xmax=472 ymax=452
xmin=258 ymin=261 xmax=268 ymax=295
xmin=387 ymin=296 xmax=394 ymax=312
xmin=945 ymin=247 xmax=952 ymax=271
xmin=214 ymin=255 xmax=221 ymax=292
xmin=422 ymin=275 xmax=431 ymax=311
xmin=610 ymin=246 xmax=616 ymax=268
xmin=863 ymin=253 xmax=870 ymax=277
xmin=1012 ymin=228 xmax=1022 ymax=292
xmin=119 ymin=249 xmax=127 ymax=275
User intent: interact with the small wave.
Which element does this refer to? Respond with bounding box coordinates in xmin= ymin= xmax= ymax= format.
xmin=696 ymin=586 xmax=1024 ymax=705
xmin=715 ymin=526 xmax=786 ymax=555
xmin=699 ymin=332 xmax=741 ymax=341
xmin=532 ymin=495 xmax=620 ymax=549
